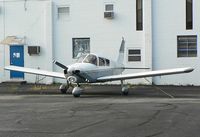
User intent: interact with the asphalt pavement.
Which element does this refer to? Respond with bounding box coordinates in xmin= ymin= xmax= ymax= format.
xmin=0 ymin=84 xmax=200 ymax=137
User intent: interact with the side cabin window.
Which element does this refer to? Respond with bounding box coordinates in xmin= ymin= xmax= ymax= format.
xmin=105 ymin=59 xmax=110 ymax=66
xmin=83 ymin=54 xmax=97 ymax=65
xmin=98 ymin=57 xmax=110 ymax=66
xmin=99 ymin=57 xmax=105 ymax=66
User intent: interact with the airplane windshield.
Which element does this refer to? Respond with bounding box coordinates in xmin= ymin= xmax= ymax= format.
xmin=83 ymin=54 xmax=97 ymax=65
xmin=77 ymin=54 xmax=87 ymax=63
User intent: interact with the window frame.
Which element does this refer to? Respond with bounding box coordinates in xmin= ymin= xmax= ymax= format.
xmin=186 ymin=0 xmax=193 ymax=30
xmin=57 ymin=6 xmax=70 ymax=20
xmin=177 ymin=35 xmax=197 ymax=58
xmin=72 ymin=38 xmax=90 ymax=59
xmin=105 ymin=4 xmax=114 ymax=12
xmin=136 ymin=0 xmax=143 ymax=31
xmin=128 ymin=49 xmax=141 ymax=62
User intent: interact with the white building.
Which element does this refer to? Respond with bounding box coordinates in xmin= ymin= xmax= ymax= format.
xmin=0 ymin=0 xmax=197 ymax=85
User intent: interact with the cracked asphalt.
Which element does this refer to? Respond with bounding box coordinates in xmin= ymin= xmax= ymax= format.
xmin=0 ymin=84 xmax=200 ymax=137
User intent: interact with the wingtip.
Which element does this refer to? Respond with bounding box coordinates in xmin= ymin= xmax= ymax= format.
xmin=184 ymin=67 xmax=194 ymax=73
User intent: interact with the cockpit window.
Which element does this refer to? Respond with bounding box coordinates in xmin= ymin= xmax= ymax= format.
xmin=106 ymin=59 xmax=110 ymax=66
xmin=99 ymin=57 xmax=105 ymax=66
xmin=83 ymin=54 xmax=97 ymax=65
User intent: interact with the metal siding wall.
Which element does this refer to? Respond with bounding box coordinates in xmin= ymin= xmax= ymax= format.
xmin=0 ymin=0 xmax=53 ymax=84
xmin=152 ymin=0 xmax=200 ymax=85
xmin=52 ymin=0 xmax=152 ymax=84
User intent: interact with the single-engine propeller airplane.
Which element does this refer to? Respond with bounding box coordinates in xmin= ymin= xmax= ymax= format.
xmin=5 ymin=38 xmax=194 ymax=97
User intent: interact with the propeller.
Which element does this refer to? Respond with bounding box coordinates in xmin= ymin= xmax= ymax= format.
xmin=53 ymin=60 xmax=68 ymax=74
xmin=53 ymin=60 xmax=88 ymax=82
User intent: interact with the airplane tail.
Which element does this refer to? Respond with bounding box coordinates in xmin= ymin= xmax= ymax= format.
xmin=117 ymin=38 xmax=125 ymax=65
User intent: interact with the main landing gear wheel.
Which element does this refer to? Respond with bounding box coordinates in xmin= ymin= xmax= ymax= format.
xmin=121 ymin=80 xmax=129 ymax=96
xmin=122 ymin=86 xmax=129 ymax=96
xmin=60 ymin=89 xmax=67 ymax=94
xmin=122 ymin=91 xmax=129 ymax=96
xmin=59 ymin=84 xmax=69 ymax=94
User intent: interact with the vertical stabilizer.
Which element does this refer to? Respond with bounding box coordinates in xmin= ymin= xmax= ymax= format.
xmin=117 ymin=38 xmax=125 ymax=64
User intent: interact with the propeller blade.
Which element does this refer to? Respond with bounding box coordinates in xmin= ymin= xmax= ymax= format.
xmin=53 ymin=60 xmax=68 ymax=70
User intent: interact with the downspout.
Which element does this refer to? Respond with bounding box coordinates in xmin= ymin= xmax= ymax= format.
xmin=3 ymin=0 xmax=6 ymax=77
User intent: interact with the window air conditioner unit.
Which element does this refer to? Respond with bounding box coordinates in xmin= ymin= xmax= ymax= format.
xmin=28 ymin=46 xmax=40 ymax=55
xmin=104 ymin=11 xmax=114 ymax=19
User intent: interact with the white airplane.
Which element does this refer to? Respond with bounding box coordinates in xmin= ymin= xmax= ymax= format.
xmin=5 ymin=38 xmax=194 ymax=97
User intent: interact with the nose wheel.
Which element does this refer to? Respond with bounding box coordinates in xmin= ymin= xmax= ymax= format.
xmin=72 ymin=86 xmax=83 ymax=97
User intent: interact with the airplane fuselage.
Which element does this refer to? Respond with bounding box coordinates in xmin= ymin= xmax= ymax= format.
xmin=65 ymin=61 xmax=124 ymax=84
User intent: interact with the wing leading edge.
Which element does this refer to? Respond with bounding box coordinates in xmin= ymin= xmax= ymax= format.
xmin=97 ymin=67 xmax=194 ymax=82
xmin=5 ymin=66 xmax=194 ymax=82
xmin=4 ymin=66 xmax=65 ymax=79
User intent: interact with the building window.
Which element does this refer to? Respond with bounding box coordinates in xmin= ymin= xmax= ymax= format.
xmin=177 ymin=35 xmax=197 ymax=57
xmin=186 ymin=0 xmax=193 ymax=30
xmin=128 ymin=49 xmax=141 ymax=62
xmin=136 ymin=0 xmax=143 ymax=31
xmin=105 ymin=4 xmax=114 ymax=11
xmin=72 ymin=38 xmax=90 ymax=59
xmin=57 ymin=6 xmax=70 ymax=20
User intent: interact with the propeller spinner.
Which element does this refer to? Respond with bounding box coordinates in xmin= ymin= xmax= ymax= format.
xmin=53 ymin=60 xmax=87 ymax=82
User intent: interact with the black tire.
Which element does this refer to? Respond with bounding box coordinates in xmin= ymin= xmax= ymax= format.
xmin=73 ymin=94 xmax=80 ymax=97
xmin=60 ymin=89 xmax=67 ymax=94
xmin=122 ymin=91 xmax=129 ymax=96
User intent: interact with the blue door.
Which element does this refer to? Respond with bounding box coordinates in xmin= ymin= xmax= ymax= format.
xmin=10 ymin=45 xmax=24 ymax=79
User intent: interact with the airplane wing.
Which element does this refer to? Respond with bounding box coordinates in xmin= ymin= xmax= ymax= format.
xmin=97 ymin=67 xmax=194 ymax=82
xmin=4 ymin=66 xmax=65 ymax=79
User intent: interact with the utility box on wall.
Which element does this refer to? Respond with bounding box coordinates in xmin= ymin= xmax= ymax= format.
xmin=28 ymin=46 xmax=40 ymax=55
